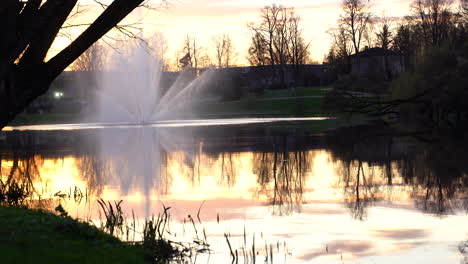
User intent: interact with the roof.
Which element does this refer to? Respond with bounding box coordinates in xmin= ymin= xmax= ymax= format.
xmin=350 ymin=47 xmax=401 ymax=58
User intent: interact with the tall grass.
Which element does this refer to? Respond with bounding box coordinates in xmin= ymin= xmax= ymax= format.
xmin=0 ymin=180 xmax=31 ymax=206
xmin=224 ymin=225 xmax=288 ymax=264
xmin=95 ymin=198 xmax=211 ymax=263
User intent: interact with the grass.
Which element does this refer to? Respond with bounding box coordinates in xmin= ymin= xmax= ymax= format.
xmin=193 ymin=86 xmax=332 ymax=118
xmin=0 ymin=176 xmax=207 ymax=264
xmin=8 ymin=113 xmax=81 ymax=126
xmin=0 ymin=206 xmax=148 ymax=264
xmin=261 ymin=86 xmax=330 ymax=98
xmin=6 ymin=87 xmax=331 ymax=126
xmin=195 ymin=96 xmax=325 ymax=118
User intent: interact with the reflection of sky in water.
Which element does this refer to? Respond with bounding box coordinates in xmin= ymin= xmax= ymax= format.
xmin=1 ymin=125 xmax=468 ymax=263
xmin=1 ymin=150 xmax=467 ymax=263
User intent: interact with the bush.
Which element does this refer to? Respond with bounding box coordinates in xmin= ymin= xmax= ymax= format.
xmin=334 ymin=73 xmax=388 ymax=94
xmin=389 ymin=44 xmax=468 ymax=125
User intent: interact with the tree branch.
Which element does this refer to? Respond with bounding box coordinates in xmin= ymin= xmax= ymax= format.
xmin=45 ymin=0 xmax=145 ymax=82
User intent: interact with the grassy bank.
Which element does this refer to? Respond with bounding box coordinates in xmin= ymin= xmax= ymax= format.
xmin=195 ymin=86 xmax=330 ymax=118
xmin=0 ymin=206 xmax=147 ymax=264
xmin=8 ymin=113 xmax=82 ymax=126
xmin=195 ymin=96 xmax=324 ymax=117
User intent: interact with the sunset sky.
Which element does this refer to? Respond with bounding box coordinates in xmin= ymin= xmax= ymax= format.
xmin=62 ymin=0 xmax=415 ymax=65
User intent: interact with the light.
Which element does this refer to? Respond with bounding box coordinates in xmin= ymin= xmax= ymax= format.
xmin=54 ymin=91 xmax=64 ymax=98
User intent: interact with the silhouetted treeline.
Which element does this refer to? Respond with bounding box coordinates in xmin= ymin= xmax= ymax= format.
xmin=324 ymin=0 xmax=468 ymax=129
xmin=326 ymin=0 xmax=468 ymax=75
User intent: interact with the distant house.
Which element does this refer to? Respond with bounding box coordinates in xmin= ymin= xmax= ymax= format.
xmin=350 ymin=47 xmax=405 ymax=80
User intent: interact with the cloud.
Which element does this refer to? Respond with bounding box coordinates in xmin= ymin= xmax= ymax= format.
xmin=299 ymin=240 xmax=373 ymax=261
xmin=372 ymin=229 xmax=428 ymax=240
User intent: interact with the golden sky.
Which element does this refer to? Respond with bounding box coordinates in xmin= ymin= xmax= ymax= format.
xmin=144 ymin=0 xmax=412 ymax=64
xmin=61 ymin=0 xmax=414 ymax=65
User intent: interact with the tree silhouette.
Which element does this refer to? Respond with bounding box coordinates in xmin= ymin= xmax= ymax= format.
xmin=0 ymin=0 xmax=147 ymax=129
xmin=212 ymin=34 xmax=236 ymax=68
xmin=340 ymin=0 xmax=372 ymax=54
xmin=247 ymin=5 xmax=310 ymax=67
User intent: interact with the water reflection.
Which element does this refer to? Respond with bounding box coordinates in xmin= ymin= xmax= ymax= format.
xmin=3 ymin=124 xmax=468 ymax=217
xmin=1 ymin=122 xmax=468 ymax=263
xmin=252 ymin=142 xmax=310 ymax=215
xmin=326 ymin=123 xmax=468 ymax=218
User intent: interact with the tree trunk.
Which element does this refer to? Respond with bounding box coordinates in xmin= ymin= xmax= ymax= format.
xmin=0 ymin=0 xmax=144 ymax=129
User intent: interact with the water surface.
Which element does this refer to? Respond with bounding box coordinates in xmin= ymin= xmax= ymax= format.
xmin=1 ymin=119 xmax=467 ymax=263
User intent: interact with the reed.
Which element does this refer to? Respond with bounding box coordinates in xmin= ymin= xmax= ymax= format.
xmin=0 ymin=180 xmax=31 ymax=206
xmin=97 ymin=198 xmax=125 ymax=236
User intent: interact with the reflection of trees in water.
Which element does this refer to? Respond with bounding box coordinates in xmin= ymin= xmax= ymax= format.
xmin=327 ymin=124 xmax=468 ymax=218
xmin=0 ymin=153 xmax=41 ymax=199
xmin=73 ymin=156 xmax=106 ymax=197
xmin=166 ymin=150 xmax=240 ymax=189
xmin=402 ymin=139 xmax=468 ymax=215
xmin=337 ymin=160 xmax=383 ymax=220
xmin=252 ymin=136 xmax=311 ymax=215
xmin=0 ymin=136 xmax=172 ymax=213
xmin=0 ymin=134 xmax=44 ymax=204
xmin=219 ymin=152 xmax=237 ymax=187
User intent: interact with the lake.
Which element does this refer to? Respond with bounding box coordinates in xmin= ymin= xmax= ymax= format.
xmin=1 ymin=119 xmax=467 ymax=263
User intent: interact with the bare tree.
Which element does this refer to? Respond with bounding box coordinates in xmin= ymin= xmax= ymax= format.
xmin=148 ymin=32 xmax=168 ymax=67
xmin=198 ymin=52 xmax=213 ymax=69
xmin=362 ymin=20 xmax=375 ymax=48
xmin=340 ymin=0 xmax=372 ymax=54
xmin=411 ymin=0 xmax=454 ymax=47
xmin=247 ymin=5 xmax=282 ymax=66
xmin=329 ymin=24 xmax=352 ymax=59
xmin=70 ymin=41 xmax=107 ymax=71
xmin=179 ymin=35 xmax=203 ymax=71
xmin=247 ymin=5 xmax=310 ymax=66
xmin=212 ymin=34 xmax=236 ymax=68
xmin=213 ymin=34 xmax=226 ymax=68
xmin=247 ymin=31 xmax=268 ymax=66
xmin=288 ymin=10 xmax=311 ymax=67
xmin=273 ymin=7 xmax=290 ymax=68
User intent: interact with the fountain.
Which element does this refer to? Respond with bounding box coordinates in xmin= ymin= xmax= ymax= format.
xmin=96 ymin=40 xmax=216 ymax=125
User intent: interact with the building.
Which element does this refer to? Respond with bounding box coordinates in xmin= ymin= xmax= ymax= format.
xmin=350 ymin=47 xmax=405 ymax=81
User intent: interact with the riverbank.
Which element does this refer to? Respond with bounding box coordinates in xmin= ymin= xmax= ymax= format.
xmin=0 ymin=206 xmax=148 ymax=264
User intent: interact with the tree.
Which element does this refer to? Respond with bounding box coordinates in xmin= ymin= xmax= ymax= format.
xmin=362 ymin=19 xmax=375 ymax=48
xmin=392 ymin=24 xmax=414 ymax=57
xmin=247 ymin=5 xmax=281 ymax=66
xmin=329 ymin=24 xmax=352 ymax=59
xmin=340 ymin=0 xmax=372 ymax=54
xmin=410 ymin=0 xmax=454 ymax=47
xmin=375 ymin=16 xmax=393 ymax=49
xmin=70 ymin=41 xmax=107 ymax=71
xmin=148 ymin=32 xmax=169 ymax=69
xmin=180 ymin=35 xmax=202 ymax=71
xmin=462 ymin=0 xmax=468 ymax=21
xmin=247 ymin=31 xmax=268 ymax=66
xmin=212 ymin=34 xmax=236 ymax=68
xmin=247 ymin=5 xmax=310 ymax=67
xmin=0 ymin=0 xmax=150 ymax=129
xmin=287 ymin=10 xmax=311 ymax=66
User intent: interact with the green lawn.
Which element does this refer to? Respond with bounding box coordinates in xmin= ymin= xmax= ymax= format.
xmin=194 ymin=96 xmax=325 ymax=117
xmin=8 ymin=113 xmax=82 ymax=126
xmin=0 ymin=206 xmax=148 ymax=264
xmin=194 ymin=86 xmax=333 ymax=118
xmin=7 ymin=87 xmax=333 ymax=126
xmin=261 ymin=86 xmax=330 ymax=98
